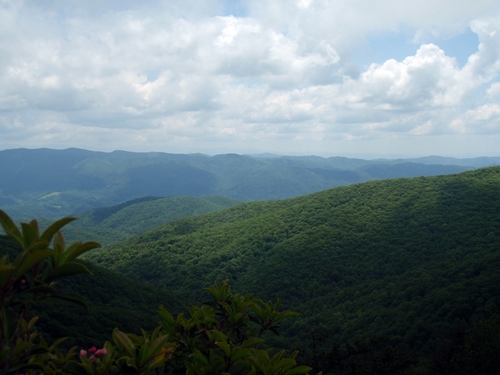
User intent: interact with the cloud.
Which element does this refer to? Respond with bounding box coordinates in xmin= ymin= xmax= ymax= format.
xmin=486 ymin=82 xmax=500 ymax=98
xmin=0 ymin=0 xmax=500 ymax=156
xmin=451 ymin=103 xmax=500 ymax=134
xmin=342 ymin=44 xmax=461 ymax=110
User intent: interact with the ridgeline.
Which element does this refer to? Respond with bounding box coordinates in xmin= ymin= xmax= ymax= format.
xmin=85 ymin=167 xmax=500 ymax=373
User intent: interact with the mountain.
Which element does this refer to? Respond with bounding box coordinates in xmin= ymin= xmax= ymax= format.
xmin=45 ymin=195 xmax=242 ymax=246
xmin=397 ymin=155 xmax=500 ymax=167
xmin=0 ymin=148 xmax=479 ymax=219
xmin=84 ymin=167 xmax=500 ymax=372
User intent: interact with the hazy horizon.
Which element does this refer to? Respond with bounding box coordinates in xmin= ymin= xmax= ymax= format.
xmin=1 ymin=146 xmax=499 ymax=160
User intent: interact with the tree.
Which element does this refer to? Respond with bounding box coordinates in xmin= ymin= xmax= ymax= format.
xmin=0 ymin=209 xmax=100 ymax=374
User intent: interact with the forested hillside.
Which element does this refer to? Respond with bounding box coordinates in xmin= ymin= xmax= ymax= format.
xmin=0 ymin=234 xmax=188 ymax=349
xmin=46 ymin=195 xmax=242 ymax=246
xmin=85 ymin=167 xmax=500 ymax=373
xmin=0 ymin=148 xmax=479 ymax=219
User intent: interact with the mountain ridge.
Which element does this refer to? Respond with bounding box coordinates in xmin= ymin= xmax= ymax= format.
xmin=84 ymin=166 xmax=500 ymax=372
xmin=1 ymin=148 xmax=488 ymax=218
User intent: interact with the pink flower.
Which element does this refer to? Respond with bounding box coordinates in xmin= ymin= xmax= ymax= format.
xmin=79 ymin=349 xmax=87 ymax=358
xmin=89 ymin=354 xmax=96 ymax=362
xmin=95 ymin=347 xmax=107 ymax=357
xmin=88 ymin=346 xmax=97 ymax=354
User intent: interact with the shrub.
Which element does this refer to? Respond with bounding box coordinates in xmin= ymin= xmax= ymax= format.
xmin=0 ymin=210 xmax=310 ymax=375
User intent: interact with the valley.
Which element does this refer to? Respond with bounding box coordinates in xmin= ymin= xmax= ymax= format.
xmin=1 ymin=151 xmax=500 ymax=374
xmin=82 ymin=166 xmax=500 ymax=372
xmin=2 ymin=148 xmax=489 ymax=219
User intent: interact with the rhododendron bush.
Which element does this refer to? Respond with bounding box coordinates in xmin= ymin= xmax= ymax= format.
xmin=0 ymin=210 xmax=310 ymax=375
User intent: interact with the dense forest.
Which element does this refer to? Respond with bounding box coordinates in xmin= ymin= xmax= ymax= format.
xmin=1 ymin=166 xmax=500 ymax=374
xmin=0 ymin=235 xmax=187 ymax=349
xmin=84 ymin=167 xmax=500 ymax=373
xmin=0 ymin=148 xmax=482 ymax=219
xmin=43 ymin=195 xmax=242 ymax=246
xmin=0 ymin=216 xmax=310 ymax=375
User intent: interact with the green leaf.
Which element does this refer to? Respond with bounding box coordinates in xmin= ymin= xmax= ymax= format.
xmin=62 ymin=241 xmax=101 ymax=263
xmin=215 ymin=340 xmax=231 ymax=357
xmin=0 ymin=256 xmax=15 ymax=286
xmin=147 ymin=347 xmax=174 ymax=372
xmin=27 ymin=316 xmax=38 ymax=330
xmin=14 ymin=250 xmax=53 ymax=279
xmin=21 ymin=222 xmax=39 ymax=248
xmin=125 ymin=356 xmax=139 ymax=369
xmin=29 ymin=219 xmax=40 ymax=236
xmin=23 ymin=238 xmax=51 ymax=254
xmin=146 ymin=334 xmax=170 ymax=360
xmin=48 ymin=336 xmax=68 ymax=351
xmin=0 ymin=263 xmax=15 ymax=274
xmin=138 ymin=341 xmax=151 ymax=366
xmin=231 ymin=347 xmax=251 ymax=362
xmin=53 ymin=231 xmax=66 ymax=260
xmin=191 ymin=349 xmax=209 ymax=366
xmin=40 ymin=216 xmax=77 ymax=243
xmin=241 ymin=337 xmax=265 ymax=348
xmin=208 ymin=329 xmax=228 ymax=343
xmin=44 ymin=262 xmax=92 ymax=283
xmin=113 ymin=328 xmax=137 ymax=359
xmin=158 ymin=305 xmax=175 ymax=333
xmin=0 ymin=209 xmax=23 ymax=246
xmin=12 ymin=341 xmax=34 ymax=356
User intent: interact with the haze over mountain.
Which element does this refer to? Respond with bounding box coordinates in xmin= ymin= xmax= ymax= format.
xmin=1 ymin=148 xmax=493 ymax=219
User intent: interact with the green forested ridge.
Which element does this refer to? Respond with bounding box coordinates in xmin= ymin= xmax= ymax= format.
xmin=45 ymin=195 xmax=242 ymax=246
xmin=0 ymin=148 xmax=477 ymax=218
xmin=85 ymin=167 xmax=500 ymax=373
xmin=35 ymin=261 xmax=188 ymax=349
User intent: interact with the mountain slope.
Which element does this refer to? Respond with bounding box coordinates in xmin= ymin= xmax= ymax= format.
xmin=55 ymin=195 xmax=242 ymax=245
xmin=0 ymin=234 xmax=188 ymax=349
xmin=0 ymin=148 xmax=476 ymax=218
xmin=85 ymin=167 xmax=500 ymax=371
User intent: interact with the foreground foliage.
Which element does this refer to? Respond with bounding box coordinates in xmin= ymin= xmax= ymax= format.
xmin=0 ymin=234 xmax=188 ymax=350
xmin=0 ymin=210 xmax=310 ymax=374
xmin=0 ymin=209 xmax=100 ymax=374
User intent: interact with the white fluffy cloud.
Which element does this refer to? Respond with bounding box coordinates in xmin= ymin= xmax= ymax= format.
xmin=0 ymin=0 xmax=500 ymax=156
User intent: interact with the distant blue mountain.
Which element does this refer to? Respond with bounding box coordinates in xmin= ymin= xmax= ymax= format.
xmin=1 ymin=148 xmax=493 ymax=218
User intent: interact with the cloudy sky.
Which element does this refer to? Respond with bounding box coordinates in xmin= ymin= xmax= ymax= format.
xmin=1 ymin=0 xmax=500 ymax=157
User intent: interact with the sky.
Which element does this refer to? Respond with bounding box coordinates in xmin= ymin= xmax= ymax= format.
xmin=1 ymin=0 xmax=500 ymax=158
